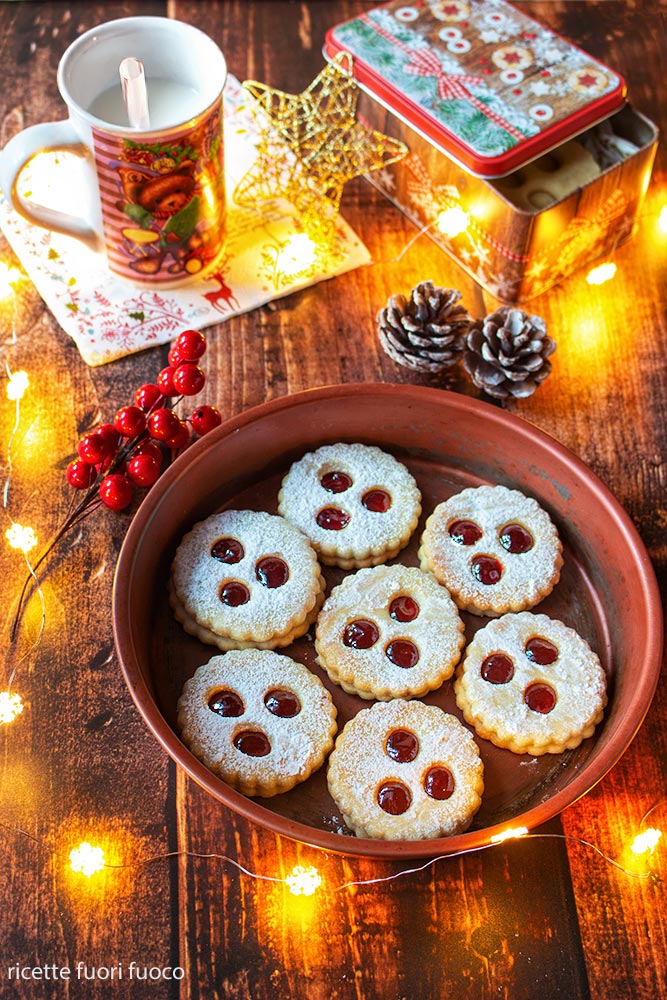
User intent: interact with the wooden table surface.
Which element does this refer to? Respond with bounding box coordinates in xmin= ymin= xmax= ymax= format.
xmin=1 ymin=2 xmax=666 ymax=998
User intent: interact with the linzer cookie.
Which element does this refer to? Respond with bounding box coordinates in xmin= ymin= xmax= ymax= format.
xmin=277 ymin=443 xmax=421 ymax=568
xmin=454 ymin=612 xmax=607 ymax=756
xmin=178 ymin=650 xmax=338 ymax=796
xmin=327 ymin=699 xmax=484 ymax=840
xmin=419 ymin=485 xmax=562 ymax=616
xmin=315 ymin=564 xmax=464 ymax=700
xmin=170 ymin=509 xmax=324 ymax=649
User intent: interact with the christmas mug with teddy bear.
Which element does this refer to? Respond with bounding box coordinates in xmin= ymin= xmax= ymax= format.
xmin=0 ymin=16 xmax=227 ymax=286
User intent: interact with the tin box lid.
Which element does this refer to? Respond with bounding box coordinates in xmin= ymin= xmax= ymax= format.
xmin=324 ymin=0 xmax=626 ymax=177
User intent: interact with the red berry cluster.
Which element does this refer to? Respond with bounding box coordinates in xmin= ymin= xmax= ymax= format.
xmin=66 ymin=330 xmax=222 ymax=512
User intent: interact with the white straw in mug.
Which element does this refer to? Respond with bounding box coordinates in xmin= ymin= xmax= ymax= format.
xmin=119 ymin=57 xmax=150 ymax=130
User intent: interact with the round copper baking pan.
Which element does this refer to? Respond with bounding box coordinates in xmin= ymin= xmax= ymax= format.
xmin=113 ymin=384 xmax=663 ymax=859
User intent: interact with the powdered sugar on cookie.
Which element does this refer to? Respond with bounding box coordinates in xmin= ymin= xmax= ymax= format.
xmin=315 ymin=564 xmax=464 ymax=700
xmin=171 ymin=509 xmax=322 ymax=644
xmin=419 ymin=485 xmax=562 ymax=616
xmin=454 ymin=612 xmax=607 ymax=755
xmin=327 ymin=699 xmax=484 ymax=840
xmin=178 ymin=650 xmax=337 ymax=797
xmin=278 ymin=443 xmax=421 ymax=568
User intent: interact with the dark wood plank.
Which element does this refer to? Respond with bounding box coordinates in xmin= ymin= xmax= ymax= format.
xmin=176 ymin=776 xmax=590 ymax=1000
xmin=0 ymin=4 xmax=179 ymax=999
xmin=508 ymin=7 xmax=667 ymax=1000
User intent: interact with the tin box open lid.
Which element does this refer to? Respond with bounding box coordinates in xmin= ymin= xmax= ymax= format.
xmin=324 ymin=0 xmax=626 ymax=178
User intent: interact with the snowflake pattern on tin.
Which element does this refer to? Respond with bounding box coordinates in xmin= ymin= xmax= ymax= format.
xmin=330 ymin=0 xmax=622 ymax=164
xmin=529 ymin=79 xmax=551 ymax=97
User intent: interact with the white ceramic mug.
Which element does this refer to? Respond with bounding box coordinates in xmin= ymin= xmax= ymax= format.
xmin=0 ymin=17 xmax=227 ymax=284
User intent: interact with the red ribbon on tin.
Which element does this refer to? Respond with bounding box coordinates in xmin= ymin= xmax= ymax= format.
xmin=358 ymin=14 xmax=525 ymax=142
xmin=403 ymin=48 xmax=482 ymax=103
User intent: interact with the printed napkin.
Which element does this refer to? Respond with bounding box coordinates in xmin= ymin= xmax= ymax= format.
xmin=0 ymin=75 xmax=370 ymax=366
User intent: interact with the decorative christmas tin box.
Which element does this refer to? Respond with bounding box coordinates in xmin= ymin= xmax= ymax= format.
xmin=324 ymin=0 xmax=658 ymax=302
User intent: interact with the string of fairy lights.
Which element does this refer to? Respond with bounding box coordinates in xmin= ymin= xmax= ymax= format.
xmin=1 ymin=193 xmax=667 ymax=899
xmin=1 ymin=805 xmax=664 ymax=898
xmin=61 ymin=804 xmax=667 ymax=888
xmin=1 ymin=262 xmax=42 ymax=720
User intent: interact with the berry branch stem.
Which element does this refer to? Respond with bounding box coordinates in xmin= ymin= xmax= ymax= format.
xmin=9 ymin=329 xmax=220 ymax=646
xmin=8 ymin=416 xmax=160 ymax=642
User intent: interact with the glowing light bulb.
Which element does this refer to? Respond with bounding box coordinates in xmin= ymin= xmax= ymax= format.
xmin=276 ymin=234 xmax=317 ymax=277
xmin=0 ymin=691 xmax=24 ymax=724
xmin=69 ymin=842 xmax=106 ymax=877
xmin=586 ymin=262 xmax=617 ymax=285
xmin=0 ymin=260 xmax=21 ymax=299
xmin=631 ymin=828 xmax=662 ymax=856
xmin=285 ymin=864 xmax=322 ymax=896
xmin=5 ymin=523 xmax=38 ymax=553
xmin=436 ymin=206 xmax=469 ymax=238
xmin=6 ymin=370 xmax=29 ymax=401
xmin=491 ymin=826 xmax=529 ymax=844
xmin=658 ymin=205 xmax=667 ymax=234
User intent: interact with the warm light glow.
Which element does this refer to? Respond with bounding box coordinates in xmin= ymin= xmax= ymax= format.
xmin=285 ymin=864 xmax=322 ymax=896
xmin=0 ymin=691 xmax=24 ymax=724
xmin=5 ymin=523 xmax=37 ymax=553
xmin=631 ymin=828 xmax=662 ymax=856
xmin=586 ymin=262 xmax=617 ymax=285
xmin=276 ymin=234 xmax=317 ymax=277
xmin=6 ymin=370 xmax=29 ymax=401
xmin=17 ymin=150 xmax=87 ymax=220
xmin=201 ymin=180 xmax=216 ymax=212
xmin=436 ymin=206 xmax=469 ymax=238
xmin=658 ymin=205 xmax=667 ymax=234
xmin=0 ymin=261 xmax=21 ymax=300
xmin=69 ymin=842 xmax=106 ymax=877
xmin=491 ymin=826 xmax=529 ymax=844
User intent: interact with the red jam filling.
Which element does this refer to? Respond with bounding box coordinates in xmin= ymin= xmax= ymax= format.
xmin=524 ymin=683 xmax=557 ymax=714
xmin=219 ymin=581 xmax=250 ymax=607
xmin=424 ymin=766 xmax=455 ymax=800
xmin=377 ymin=780 xmax=412 ymax=815
xmin=343 ymin=619 xmax=379 ymax=649
xmin=320 ymin=470 xmax=352 ymax=493
xmin=264 ymin=688 xmax=301 ymax=718
xmin=210 ymin=537 xmax=244 ymax=563
xmin=449 ymin=519 xmax=483 ymax=545
xmin=499 ymin=523 xmax=534 ymax=554
xmin=471 ymin=555 xmax=503 ymax=585
xmin=481 ymin=653 xmax=515 ymax=684
xmin=525 ymin=636 xmax=558 ymax=665
xmin=316 ymin=507 xmax=350 ymax=530
xmin=362 ymin=489 xmax=392 ymax=512
xmin=389 ymin=595 xmax=420 ymax=622
xmin=385 ymin=729 xmax=420 ymax=763
xmin=233 ymin=729 xmax=271 ymax=756
xmin=385 ymin=639 xmax=419 ymax=669
xmin=207 ymin=690 xmax=244 ymax=717
xmin=255 ymin=556 xmax=289 ymax=588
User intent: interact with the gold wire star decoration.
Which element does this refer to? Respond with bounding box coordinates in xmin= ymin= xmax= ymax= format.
xmin=234 ymin=52 xmax=408 ymax=248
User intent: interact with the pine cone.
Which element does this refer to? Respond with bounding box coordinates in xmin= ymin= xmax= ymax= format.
xmin=463 ymin=307 xmax=556 ymax=399
xmin=377 ymin=281 xmax=471 ymax=373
